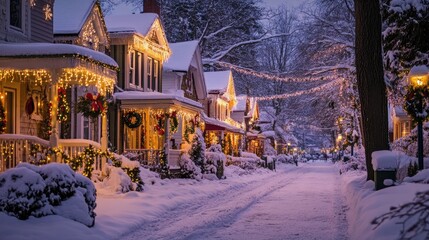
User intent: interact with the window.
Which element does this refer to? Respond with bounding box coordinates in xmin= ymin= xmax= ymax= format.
xmin=147 ymin=57 xmax=153 ymax=90
xmin=129 ymin=51 xmax=135 ymax=84
xmin=136 ymin=53 xmax=142 ymax=87
xmin=10 ymin=0 xmax=22 ymax=29
xmin=153 ymin=60 xmax=159 ymax=91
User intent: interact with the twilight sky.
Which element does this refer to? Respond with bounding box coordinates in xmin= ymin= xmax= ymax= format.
xmin=109 ymin=0 xmax=305 ymax=15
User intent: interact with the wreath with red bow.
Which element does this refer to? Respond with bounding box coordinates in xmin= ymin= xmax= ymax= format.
xmin=403 ymin=85 xmax=429 ymax=121
xmin=76 ymin=92 xmax=106 ymax=120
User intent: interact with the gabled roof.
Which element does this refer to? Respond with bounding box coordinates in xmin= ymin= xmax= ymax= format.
xmin=105 ymin=13 xmax=158 ymax=37
xmin=204 ymin=70 xmax=232 ymax=92
xmin=233 ymin=95 xmax=247 ymax=111
xmin=53 ymin=0 xmax=96 ymax=34
xmin=164 ymin=40 xmax=199 ymax=71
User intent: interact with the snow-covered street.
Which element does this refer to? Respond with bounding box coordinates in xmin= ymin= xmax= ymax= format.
xmin=122 ymin=162 xmax=349 ymax=240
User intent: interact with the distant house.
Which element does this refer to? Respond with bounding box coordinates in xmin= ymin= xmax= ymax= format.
xmin=392 ymin=106 xmax=413 ymax=141
xmin=163 ymin=40 xmax=207 ymax=150
xmin=0 ymin=0 xmax=118 ymax=173
xmin=232 ymin=95 xmax=264 ymax=157
xmin=204 ymin=70 xmax=243 ymax=156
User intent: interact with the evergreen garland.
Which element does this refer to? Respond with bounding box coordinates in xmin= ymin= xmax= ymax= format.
xmin=158 ymin=148 xmax=170 ymax=179
xmin=0 ymin=99 xmax=6 ymax=134
xmin=57 ymin=87 xmax=70 ymax=123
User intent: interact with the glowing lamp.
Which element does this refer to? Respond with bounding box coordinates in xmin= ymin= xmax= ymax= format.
xmin=408 ymin=65 xmax=429 ymax=87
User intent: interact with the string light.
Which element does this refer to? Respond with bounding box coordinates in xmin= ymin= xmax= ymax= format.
xmin=59 ymin=68 xmax=115 ymax=94
xmin=218 ymin=62 xmax=338 ymax=83
xmin=0 ymin=69 xmax=50 ymax=85
xmin=132 ymin=19 xmax=171 ymax=62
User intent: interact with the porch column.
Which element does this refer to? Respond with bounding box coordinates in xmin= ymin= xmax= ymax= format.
xmin=100 ymin=111 xmax=108 ymax=174
xmin=49 ymin=79 xmax=60 ymax=162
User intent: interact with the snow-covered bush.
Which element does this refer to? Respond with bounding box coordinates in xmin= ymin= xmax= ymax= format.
xmin=207 ymin=144 xmax=222 ymax=153
xmin=0 ymin=167 xmax=51 ymax=220
xmin=178 ymin=152 xmax=202 ymax=180
xmin=276 ymin=154 xmax=294 ymax=164
xmin=205 ymin=150 xmax=226 ymax=179
xmin=228 ymin=154 xmax=261 ymax=171
xmin=98 ymin=166 xmax=135 ymax=193
xmin=0 ymin=163 xmax=96 ymax=227
xmin=109 ymin=154 xmax=143 ymax=192
xmin=337 ymin=150 xmax=367 ymax=174
xmin=391 ymin=122 xmax=429 ymax=157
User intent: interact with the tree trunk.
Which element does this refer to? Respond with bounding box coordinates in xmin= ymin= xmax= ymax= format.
xmin=354 ymin=0 xmax=389 ymax=181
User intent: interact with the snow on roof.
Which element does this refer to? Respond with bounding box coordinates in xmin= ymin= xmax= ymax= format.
xmin=164 ymin=41 xmax=199 ymax=71
xmin=114 ymin=91 xmax=202 ymax=108
xmin=104 ymin=13 xmax=158 ymax=36
xmin=233 ymin=95 xmax=247 ymax=111
xmin=204 ymin=71 xmax=231 ymax=92
xmin=0 ymin=43 xmax=118 ymax=68
xmin=54 ymin=0 xmax=95 ymax=34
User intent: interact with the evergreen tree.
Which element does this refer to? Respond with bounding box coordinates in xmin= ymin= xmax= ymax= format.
xmin=382 ymin=0 xmax=429 ymax=103
xmin=188 ymin=128 xmax=206 ymax=172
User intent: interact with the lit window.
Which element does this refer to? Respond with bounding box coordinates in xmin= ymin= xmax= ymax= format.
xmin=147 ymin=57 xmax=152 ymax=90
xmin=153 ymin=60 xmax=159 ymax=91
xmin=129 ymin=51 xmax=135 ymax=84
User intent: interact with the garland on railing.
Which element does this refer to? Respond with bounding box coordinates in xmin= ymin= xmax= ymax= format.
xmin=76 ymin=92 xmax=106 ymax=120
xmin=0 ymin=99 xmax=6 ymax=134
xmin=123 ymin=111 xmax=142 ymax=129
xmin=57 ymin=87 xmax=70 ymax=123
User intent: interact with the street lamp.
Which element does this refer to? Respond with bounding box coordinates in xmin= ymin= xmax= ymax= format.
xmin=407 ymin=65 xmax=429 ymax=170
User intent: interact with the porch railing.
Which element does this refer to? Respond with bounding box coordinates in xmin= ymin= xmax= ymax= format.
xmin=0 ymin=134 xmax=50 ymax=172
xmin=124 ymin=149 xmax=161 ymax=168
xmin=59 ymin=139 xmax=103 ymax=172
xmin=0 ymin=134 xmax=104 ymax=173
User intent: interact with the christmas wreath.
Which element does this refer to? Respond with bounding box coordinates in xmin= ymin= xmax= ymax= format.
xmin=0 ymin=99 xmax=6 ymax=134
xmin=403 ymin=85 xmax=429 ymax=121
xmin=169 ymin=111 xmax=178 ymax=134
xmin=57 ymin=87 xmax=70 ymax=122
xmin=76 ymin=92 xmax=106 ymax=120
xmin=123 ymin=111 xmax=142 ymax=129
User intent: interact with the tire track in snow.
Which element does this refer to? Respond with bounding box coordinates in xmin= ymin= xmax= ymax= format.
xmin=121 ymin=166 xmax=306 ymax=240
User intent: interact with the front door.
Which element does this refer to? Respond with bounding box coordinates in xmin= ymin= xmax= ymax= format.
xmin=4 ymin=88 xmax=17 ymax=133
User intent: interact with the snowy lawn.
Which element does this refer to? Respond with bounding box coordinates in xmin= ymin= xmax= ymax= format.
xmin=341 ymin=171 xmax=429 ymax=240
xmin=0 ymin=165 xmax=281 ymax=240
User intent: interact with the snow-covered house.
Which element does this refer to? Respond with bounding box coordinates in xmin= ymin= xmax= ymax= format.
xmin=392 ymin=106 xmax=413 ymax=141
xmin=105 ymin=13 xmax=204 ymax=170
xmin=0 ymin=0 xmax=118 ymax=173
xmin=162 ymin=40 xmax=207 ymax=149
xmin=232 ymin=95 xmax=265 ymax=156
xmin=204 ymin=71 xmax=244 ymax=156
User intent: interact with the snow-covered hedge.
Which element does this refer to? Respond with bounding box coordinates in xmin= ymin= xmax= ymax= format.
xmin=337 ymin=150 xmax=367 ymax=174
xmin=227 ymin=152 xmax=262 ymax=171
xmin=276 ymin=154 xmax=294 ymax=164
xmin=391 ymin=122 xmax=429 ymax=157
xmin=178 ymin=152 xmax=202 ymax=180
xmin=0 ymin=163 xmax=96 ymax=227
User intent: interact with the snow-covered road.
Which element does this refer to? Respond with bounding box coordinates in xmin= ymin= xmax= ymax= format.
xmin=122 ymin=162 xmax=349 ymax=240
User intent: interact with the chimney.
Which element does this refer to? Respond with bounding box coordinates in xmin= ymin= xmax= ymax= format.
xmin=143 ymin=0 xmax=160 ymax=16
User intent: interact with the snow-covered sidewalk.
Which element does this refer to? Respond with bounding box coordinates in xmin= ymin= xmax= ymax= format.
xmin=0 ymin=162 xmax=349 ymax=240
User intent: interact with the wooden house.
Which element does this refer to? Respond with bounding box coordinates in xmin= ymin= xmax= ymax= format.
xmin=232 ymin=95 xmax=264 ymax=156
xmin=203 ymin=70 xmax=244 ymax=156
xmin=0 ymin=0 xmax=118 ymax=173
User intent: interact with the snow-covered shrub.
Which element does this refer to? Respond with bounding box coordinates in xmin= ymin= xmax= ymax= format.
xmin=207 ymin=144 xmax=222 ymax=153
xmin=205 ymin=151 xmax=226 ymax=179
xmin=228 ymin=155 xmax=260 ymax=171
xmin=276 ymin=154 xmax=294 ymax=164
xmin=391 ymin=122 xmax=429 ymax=157
xmin=109 ymin=154 xmax=143 ymax=192
xmin=337 ymin=150 xmax=367 ymax=174
xmin=27 ymin=163 xmax=77 ymax=206
xmin=178 ymin=152 xmax=202 ymax=180
xmin=0 ymin=167 xmax=51 ymax=220
xmin=404 ymin=169 xmax=429 ymax=184
xmin=0 ymin=163 xmax=96 ymax=227
xmin=74 ymin=174 xmax=96 ymax=226
xmin=100 ymin=166 xmax=135 ymax=193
